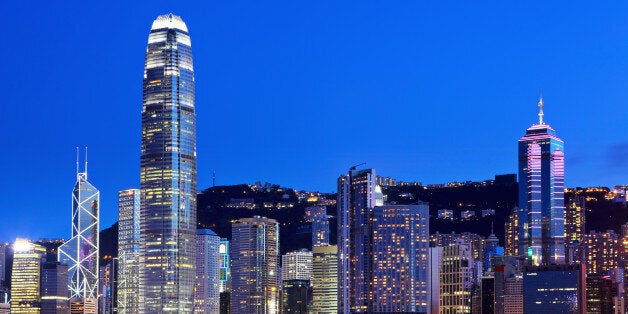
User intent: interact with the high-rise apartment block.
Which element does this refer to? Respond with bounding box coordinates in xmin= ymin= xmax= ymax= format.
xmin=311 ymin=245 xmax=337 ymax=314
xmin=195 ymin=229 xmax=221 ymax=314
xmin=139 ymin=14 xmax=197 ymax=313
xmin=11 ymin=238 xmax=46 ymax=313
xmin=337 ymin=167 xmax=377 ymax=313
xmin=117 ymin=189 xmax=140 ymax=314
xmin=58 ymin=154 xmax=100 ymax=312
xmin=565 ymin=196 xmax=586 ymax=245
xmin=282 ymin=249 xmax=312 ymax=282
xmin=371 ymin=204 xmax=429 ymax=313
xmin=231 ymin=217 xmax=279 ymax=314
xmin=517 ymin=96 xmax=565 ymax=265
xmin=573 ymin=230 xmax=622 ymax=275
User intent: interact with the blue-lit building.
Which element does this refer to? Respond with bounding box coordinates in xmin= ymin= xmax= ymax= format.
xmin=139 ymin=14 xmax=197 ymax=313
xmin=371 ymin=204 xmax=429 ymax=313
xmin=483 ymin=230 xmax=504 ymax=273
xmin=195 ymin=229 xmax=221 ymax=314
xmin=523 ymin=264 xmax=586 ymax=314
xmin=518 ymin=95 xmax=565 ymax=265
xmin=305 ymin=206 xmax=330 ymax=247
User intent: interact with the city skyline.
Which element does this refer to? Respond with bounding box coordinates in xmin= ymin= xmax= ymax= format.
xmin=2 ymin=2 xmax=628 ymax=240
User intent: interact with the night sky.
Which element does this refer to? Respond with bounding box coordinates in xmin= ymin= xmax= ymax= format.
xmin=1 ymin=1 xmax=627 ymax=240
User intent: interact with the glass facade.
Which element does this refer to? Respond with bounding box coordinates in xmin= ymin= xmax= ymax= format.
xmin=230 ymin=217 xmax=279 ymax=314
xmin=312 ymin=245 xmax=338 ymax=314
xmin=58 ymin=169 xmax=100 ymax=302
xmin=337 ymin=168 xmax=377 ymax=313
xmin=523 ymin=264 xmax=586 ymax=313
xmin=518 ymin=97 xmax=565 ymax=265
xmin=194 ymin=229 xmax=221 ymax=314
xmin=117 ymin=189 xmax=140 ymax=314
xmin=139 ymin=14 xmax=196 ymax=313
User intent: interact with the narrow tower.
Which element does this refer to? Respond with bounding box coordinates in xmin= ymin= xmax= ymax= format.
xmin=139 ymin=14 xmax=197 ymax=313
xmin=58 ymin=148 xmax=100 ymax=312
xmin=518 ymin=93 xmax=565 ymax=265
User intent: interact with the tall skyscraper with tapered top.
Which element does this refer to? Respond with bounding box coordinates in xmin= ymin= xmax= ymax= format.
xmin=58 ymin=150 xmax=100 ymax=312
xmin=518 ymin=94 xmax=565 ymax=265
xmin=139 ymin=14 xmax=197 ymax=313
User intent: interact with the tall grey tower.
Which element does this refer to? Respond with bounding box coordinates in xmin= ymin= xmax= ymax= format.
xmin=58 ymin=149 xmax=100 ymax=310
xmin=518 ymin=94 xmax=565 ymax=265
xmin=139 ymin=14 xmax=197 ymax=313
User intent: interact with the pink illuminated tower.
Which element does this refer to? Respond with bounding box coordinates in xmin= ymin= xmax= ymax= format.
xmin=517 ymin=93 xmax=565 ymax=265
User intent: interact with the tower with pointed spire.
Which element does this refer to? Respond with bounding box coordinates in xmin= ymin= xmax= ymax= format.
xmin=517 ymin=93 xmax=565 ymax=265
xmin=58 ymin=147 xmax=100 ymax=311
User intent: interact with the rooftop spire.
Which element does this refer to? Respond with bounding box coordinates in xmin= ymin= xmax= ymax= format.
xmin=538 ymin=89 xmax=544 ymax=125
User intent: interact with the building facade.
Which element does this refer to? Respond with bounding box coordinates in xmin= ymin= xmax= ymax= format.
xmin=230 ymin=217 xmax=279 ymax=314
xmin=523 ymin=264 xmax=586 ymax=314
xmin=440 ymin=241 xmax=475 ymax=314
xmin=139 ymin=14 xmax=197 ymax=313
xmin=337 ymin=168 xmax=377 ymax=313
xmin=371 ymin=204 xmax=429 ymax=313
xmin=517 ymin=96 xmax=565 ymax=265
xmin=117 ymin=189 xmax=140 ymax=314
xmin=281 ymin=280 xmax=311 ymax=314
xmin=311 ymin=245 xmax=337 ymax=314
xmin=58 ymin=155 xmax=100 ymax=310
xmin=305 ymin=206 xmax=330 ymax=247
xmin=282 ymin=249 xmax=312 ymax=282
xmin=11 ymin=239 xmax=46 ymax=313
xmin=98 ymin=260 xmax=116 ymax=314
xmin=195 ymin=229 xmax=221 ymax=314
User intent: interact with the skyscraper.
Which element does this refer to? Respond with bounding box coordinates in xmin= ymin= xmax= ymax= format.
xmin=337 ymin=167 xmax=377 ymax=313
xmin=139 ymin=14 xmax=197 ymax=313
xmin=565 ymin=196 xmax=586 ymax=246
xmin=371 ymin=204 xmax=429 ymax=313
xmin=41 ymin=262 xmax=70 ymax=314
xmin=117 ymin=189 xmax=140 ymax=314
xmin=230 ymin=217 xmax=279 ymax=314
xmin=195 ymin=229 xmax=220 ymax=314
xmin=518 ymin=95 xmax=565 ymax=265
xmin=58 ymin=152 xmax=100 ymax=311
xmin=98 ymin=260 xmax=116 ymax=314
xmin=311 ymin=245 xmax=338 ymax=314
xmin=440 ymin=240 xmax=476 ymax=314
xmin=282 ymin=249 xmax=312 ymax=282
xmin=11 ymin=238 xmax=46 ymax=313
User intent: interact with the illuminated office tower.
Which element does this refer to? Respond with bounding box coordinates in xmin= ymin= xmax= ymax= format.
xmin=58 ymin=153 xmax=100 ymax=312
xmin=282 ymin=249 xmax=312 ymax=281
xmin=11 ymin=238 xmax=46 ymax=313
xmin=194 ymin=229 xmax=220 ymax=314
xmin=218 ymin=239 xmax=230 ymax=294
xmin=139 ymin=14 xmax=197 ymax=313
xmin=337 ymin=167 xmax=377 ymax=313
xmin=41 ymin=262 xmax=69 ymax=314
xmin=371 ymin=204 xmax=429 ymax=313
xmin=504 ymin=208 xmax=519 ymax=257
xmin=565 ymin=196 xmax=586 ymax=246
xmin=230 ymin=217 xmax=279 ymax=314
xmin=282 ymin=280 xmax=311 ymax=314
xmin=117 ymin=189 xmax=140 ymax=314
xmin=305 ymin=206 xmax=330 ymax=247
xmin=523 ymin=264 xmax=586 ymax=313
xmin=311 ymin=245 xmax=338 ymax=314
xmin=0 ymin=242 xmax=8 ymax=303
xmin=440 ymin=240 xmax=474 ymax=314
xmin=518 ymin=95 xmax=565 ymax=265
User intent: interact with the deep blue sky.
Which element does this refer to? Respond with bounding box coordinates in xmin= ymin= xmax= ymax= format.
xmin=1 ymin=2 xmax=627 ymax=240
